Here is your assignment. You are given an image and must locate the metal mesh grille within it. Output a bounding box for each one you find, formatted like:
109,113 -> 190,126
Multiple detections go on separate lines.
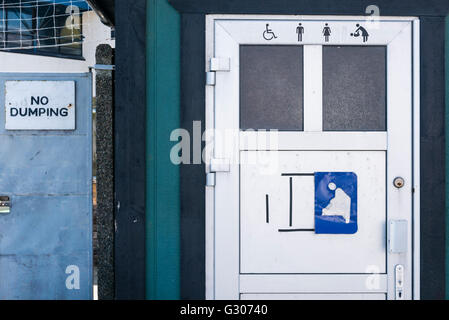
0,0 -> 91,51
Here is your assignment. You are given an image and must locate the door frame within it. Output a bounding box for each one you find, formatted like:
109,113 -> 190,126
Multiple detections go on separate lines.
205,15 -> 421,300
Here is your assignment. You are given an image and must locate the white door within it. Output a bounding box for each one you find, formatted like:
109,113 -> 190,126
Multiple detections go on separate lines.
205,15 -> 420,300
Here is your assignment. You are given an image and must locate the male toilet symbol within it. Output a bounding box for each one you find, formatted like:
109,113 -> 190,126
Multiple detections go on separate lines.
315,172 -> 358,234
351,24 -> 369,42
296,23 -> 304,42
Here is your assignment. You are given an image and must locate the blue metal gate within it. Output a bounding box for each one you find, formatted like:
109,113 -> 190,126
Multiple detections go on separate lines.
0,73 -> 93,300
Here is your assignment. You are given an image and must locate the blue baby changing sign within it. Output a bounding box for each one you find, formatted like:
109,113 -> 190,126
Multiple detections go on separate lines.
315,172 -> 358,234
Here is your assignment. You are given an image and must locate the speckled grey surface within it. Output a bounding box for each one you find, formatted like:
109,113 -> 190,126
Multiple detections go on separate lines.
323,46 -> 386,131
240,45 -> 304,130
95,44 -> 114,300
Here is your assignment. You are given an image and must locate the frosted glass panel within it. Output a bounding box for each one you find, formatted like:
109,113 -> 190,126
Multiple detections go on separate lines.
323,46 -> 386,131
240,45 -> 304,130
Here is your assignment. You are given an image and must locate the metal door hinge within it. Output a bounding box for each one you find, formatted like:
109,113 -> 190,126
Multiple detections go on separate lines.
206,72 -> 216,86
206,173 -> 216,187
210,158 -> 230,173
210,58 -> 231,72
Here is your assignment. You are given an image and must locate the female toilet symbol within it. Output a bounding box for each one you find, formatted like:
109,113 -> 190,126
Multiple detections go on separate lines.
323,23 -> 331,42
351,24 -> 369,42
263,23 -> 277,41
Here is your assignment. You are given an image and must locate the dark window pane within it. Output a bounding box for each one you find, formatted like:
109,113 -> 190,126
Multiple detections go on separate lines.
6,8 -> 33,35
0,9 -> 5,32
60,41 -> 82,55
240,45 -> 304,130
2,2 -> 82,57
323,46 -> 386,131
55,7 -> 82,57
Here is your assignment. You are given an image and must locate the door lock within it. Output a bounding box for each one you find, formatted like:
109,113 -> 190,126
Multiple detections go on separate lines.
393,177 -> 405,189
0,196 -> 11,214
395,265 -> 405,300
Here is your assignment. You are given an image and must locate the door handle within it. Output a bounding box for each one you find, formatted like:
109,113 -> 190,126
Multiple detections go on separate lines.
0,196 -> 11,214
395,265 -> 405,300
388,220 -> 408,253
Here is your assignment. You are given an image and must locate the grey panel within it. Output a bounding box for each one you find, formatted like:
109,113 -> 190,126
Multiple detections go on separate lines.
0,254 -> 91,300
240,45 -> 303,130
323,46 -> 386,131
0,73 -> 92,300
0,135 -> 90,194
0,196 -> 90,255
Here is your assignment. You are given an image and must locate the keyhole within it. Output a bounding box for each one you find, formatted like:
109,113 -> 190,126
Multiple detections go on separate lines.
394,177 -> 405,189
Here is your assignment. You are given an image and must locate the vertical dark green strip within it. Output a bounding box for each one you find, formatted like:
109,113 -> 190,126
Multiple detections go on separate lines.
446,14 -> 449,300
147,0 -> 181,299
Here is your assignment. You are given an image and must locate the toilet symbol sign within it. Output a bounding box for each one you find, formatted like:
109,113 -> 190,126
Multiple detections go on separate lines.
315,172 -> 358,234
296,23 -> 304,42
351,24 -> 369,42
263,23 -> 277,41
322,23 -> 331,42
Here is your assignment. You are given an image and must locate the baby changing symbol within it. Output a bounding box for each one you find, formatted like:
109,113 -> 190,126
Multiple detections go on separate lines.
322,183 -> 351,224
350,24 -> 369,43
315,172 -> 358,234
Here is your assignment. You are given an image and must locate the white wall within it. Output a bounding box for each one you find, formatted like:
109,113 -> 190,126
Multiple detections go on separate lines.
0,11 -> 115,75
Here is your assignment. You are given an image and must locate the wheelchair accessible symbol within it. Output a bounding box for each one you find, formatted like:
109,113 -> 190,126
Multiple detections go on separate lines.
263,23 -> 277,41
315,172 -> 358,234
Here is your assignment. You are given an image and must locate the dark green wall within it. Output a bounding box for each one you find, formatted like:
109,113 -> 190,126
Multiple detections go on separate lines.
146,0 -> 181,300
446,14 -> 449,300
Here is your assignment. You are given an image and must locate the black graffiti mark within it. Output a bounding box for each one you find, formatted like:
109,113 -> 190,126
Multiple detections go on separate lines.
279,229 -> 315,232
266,194 -> 270,224
289,177 -> 293,227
